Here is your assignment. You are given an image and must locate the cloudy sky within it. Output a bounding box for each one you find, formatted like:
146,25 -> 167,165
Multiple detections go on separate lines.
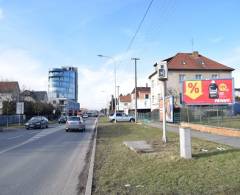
0,0 -> 239,109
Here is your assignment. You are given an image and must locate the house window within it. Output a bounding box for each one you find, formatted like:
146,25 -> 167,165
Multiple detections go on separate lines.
158,93 -> 161,100
152,95 -> 154,104
212,74 -> 218,79
151,80 -> 154,88
124,103 -> 128,106
179,74 -> 185,82
195,74 -> 202,80
145,94 -> 149,99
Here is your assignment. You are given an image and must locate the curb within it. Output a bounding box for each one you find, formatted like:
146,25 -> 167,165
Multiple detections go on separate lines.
85,119 -> 98,195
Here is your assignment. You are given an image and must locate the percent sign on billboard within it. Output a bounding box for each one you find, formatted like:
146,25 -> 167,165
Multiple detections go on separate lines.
183,79 -> 234,105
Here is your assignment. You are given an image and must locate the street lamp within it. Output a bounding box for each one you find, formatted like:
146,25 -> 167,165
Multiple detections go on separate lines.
98,54 -> 117,123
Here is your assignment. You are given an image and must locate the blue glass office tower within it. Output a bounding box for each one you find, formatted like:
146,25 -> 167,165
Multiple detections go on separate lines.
48,66 -> 79,114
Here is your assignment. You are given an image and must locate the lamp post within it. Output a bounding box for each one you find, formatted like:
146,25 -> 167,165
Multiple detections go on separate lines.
131,57 -> 140,123
98,54 -> 117,123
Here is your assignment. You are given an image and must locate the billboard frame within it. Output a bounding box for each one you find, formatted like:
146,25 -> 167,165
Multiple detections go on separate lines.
182,78 -> 235,106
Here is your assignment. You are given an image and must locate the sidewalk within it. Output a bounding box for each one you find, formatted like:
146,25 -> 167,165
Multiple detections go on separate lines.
145,121 -> 240,148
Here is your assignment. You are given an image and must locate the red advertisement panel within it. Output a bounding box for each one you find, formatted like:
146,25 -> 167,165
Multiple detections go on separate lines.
183,79 -> 234,105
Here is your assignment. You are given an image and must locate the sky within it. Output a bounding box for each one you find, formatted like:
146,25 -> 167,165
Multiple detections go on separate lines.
0,0 -> 239,109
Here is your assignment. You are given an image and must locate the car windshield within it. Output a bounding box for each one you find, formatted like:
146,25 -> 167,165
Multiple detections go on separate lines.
29,118 -> 40,122
68,117 -> 80,121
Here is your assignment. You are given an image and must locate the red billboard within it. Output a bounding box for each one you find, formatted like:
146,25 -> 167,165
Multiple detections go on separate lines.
183,79 -> 234,105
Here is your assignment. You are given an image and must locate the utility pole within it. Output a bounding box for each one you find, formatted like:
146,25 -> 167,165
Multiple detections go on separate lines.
117,86 -> 120,111
131,57 -> 140,123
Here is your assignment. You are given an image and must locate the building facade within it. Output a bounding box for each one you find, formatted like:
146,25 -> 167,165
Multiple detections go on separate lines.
119,94 -> 131,114
20,90 -> 48,103
149,52 -> 234,110
131,87 -> 151,112
0,82 -> 20,114
48,66 -> 79,114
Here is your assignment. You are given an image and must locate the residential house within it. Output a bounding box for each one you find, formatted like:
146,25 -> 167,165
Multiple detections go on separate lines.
0,81 -> 20,114
131,87 -> 151,113
21,90 -> 48,103
149,51 -> 234,110
118,94 -> 131,114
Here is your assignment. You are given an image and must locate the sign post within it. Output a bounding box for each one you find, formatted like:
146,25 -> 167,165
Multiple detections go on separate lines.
16,102 -> 24,125
158,61 -> 168,143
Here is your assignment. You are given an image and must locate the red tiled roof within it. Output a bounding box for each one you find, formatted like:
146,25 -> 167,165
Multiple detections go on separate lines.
166,52 -> 234,71
0,82 -> 20,93
131,87 -> 150,94
149,52 -> 234,79
119,94 -> 131,102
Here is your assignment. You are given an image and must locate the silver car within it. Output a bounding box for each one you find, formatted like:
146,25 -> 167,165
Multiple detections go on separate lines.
65,116 -> 85,132
109,112 -> 135,122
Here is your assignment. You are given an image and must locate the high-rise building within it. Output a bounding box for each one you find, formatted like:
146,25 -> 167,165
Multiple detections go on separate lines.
48,66 -> 79,114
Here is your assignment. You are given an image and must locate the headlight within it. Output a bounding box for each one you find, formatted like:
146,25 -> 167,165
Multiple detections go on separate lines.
25,123 -> 29,125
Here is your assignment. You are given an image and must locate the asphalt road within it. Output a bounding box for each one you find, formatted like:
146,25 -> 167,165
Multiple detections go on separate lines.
0,117 -> 97,195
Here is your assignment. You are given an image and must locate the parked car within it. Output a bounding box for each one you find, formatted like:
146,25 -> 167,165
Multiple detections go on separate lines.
58,115 -> 67,124
109,112 -> 135,122
25,116 -> 49,129
65,116 -> 85,132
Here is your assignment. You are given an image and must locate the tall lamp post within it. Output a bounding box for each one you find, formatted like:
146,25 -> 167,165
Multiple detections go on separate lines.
98,54 -> 117,123
131,57 -> 140,123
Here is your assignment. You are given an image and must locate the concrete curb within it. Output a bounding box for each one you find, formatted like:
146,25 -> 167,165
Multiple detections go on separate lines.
85,119 -> 98,195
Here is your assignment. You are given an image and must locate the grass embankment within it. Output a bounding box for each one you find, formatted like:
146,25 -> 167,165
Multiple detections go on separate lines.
93,118 -> 240,194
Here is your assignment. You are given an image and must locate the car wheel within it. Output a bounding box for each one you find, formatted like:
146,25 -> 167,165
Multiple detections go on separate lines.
26,127 -> 29,130
130,118 -> 135,123
46,124 -> 48,128
66,129 -> 69,132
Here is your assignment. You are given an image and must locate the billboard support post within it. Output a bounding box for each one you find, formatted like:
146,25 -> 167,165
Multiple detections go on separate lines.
162,81 -> 167,143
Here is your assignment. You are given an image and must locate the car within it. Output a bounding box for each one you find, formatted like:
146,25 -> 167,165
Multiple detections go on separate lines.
65,116 -> 85,132
82,113 -> 88,118
87,112 -> 97,117
109,112 -> 135,122
58,115 -> 67,124
25,116 -> 49,129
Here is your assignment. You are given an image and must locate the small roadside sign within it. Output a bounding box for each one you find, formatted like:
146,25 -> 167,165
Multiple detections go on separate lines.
16,102 -> 24,114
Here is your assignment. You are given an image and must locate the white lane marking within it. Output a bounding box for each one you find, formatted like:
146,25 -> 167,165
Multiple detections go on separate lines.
7,135 -> 24,140
0,126 -> 63,155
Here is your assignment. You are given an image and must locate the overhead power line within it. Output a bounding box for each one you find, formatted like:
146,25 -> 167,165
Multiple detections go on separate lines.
126,0 -> 155,51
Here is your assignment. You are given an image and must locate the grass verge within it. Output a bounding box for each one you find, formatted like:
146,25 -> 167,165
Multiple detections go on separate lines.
93,119 -> 240,194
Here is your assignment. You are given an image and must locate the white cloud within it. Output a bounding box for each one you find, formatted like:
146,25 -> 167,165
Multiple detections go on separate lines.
221,47 -> 240,88
78,50 -> 150,109
0,8 -> 4,20
0,49 -> 48,91
78,65 -> 149,109
0,48 -> 149,109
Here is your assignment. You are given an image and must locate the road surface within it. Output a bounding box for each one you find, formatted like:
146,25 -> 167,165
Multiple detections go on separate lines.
0,117 -> 97,195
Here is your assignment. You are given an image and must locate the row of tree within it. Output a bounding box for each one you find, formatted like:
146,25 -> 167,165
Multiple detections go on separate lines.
2,101 -> 61,120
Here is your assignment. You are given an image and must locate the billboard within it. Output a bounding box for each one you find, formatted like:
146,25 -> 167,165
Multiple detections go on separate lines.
159,96 -> 174,122
183,79 -> 234,105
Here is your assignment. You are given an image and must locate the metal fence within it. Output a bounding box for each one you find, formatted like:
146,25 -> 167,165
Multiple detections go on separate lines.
137,105 -> 240,129
0,115 -> 25,126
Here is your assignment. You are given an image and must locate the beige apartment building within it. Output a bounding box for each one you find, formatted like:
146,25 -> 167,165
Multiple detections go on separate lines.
149,51 -> 234,110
